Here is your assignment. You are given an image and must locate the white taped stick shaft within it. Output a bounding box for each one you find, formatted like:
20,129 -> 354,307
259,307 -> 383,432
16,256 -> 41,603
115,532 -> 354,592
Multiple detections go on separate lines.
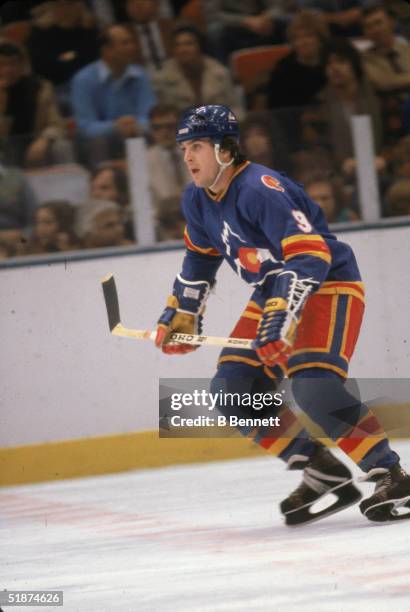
111,323 -> 253,349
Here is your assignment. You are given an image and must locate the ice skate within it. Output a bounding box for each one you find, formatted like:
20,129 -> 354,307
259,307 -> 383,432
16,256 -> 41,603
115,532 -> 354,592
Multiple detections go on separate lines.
359,463 -> 410,522
281,445 -> 362,526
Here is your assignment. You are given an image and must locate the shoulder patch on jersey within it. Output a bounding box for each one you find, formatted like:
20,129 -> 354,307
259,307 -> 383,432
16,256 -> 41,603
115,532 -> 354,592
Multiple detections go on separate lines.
261,175 -> 285,192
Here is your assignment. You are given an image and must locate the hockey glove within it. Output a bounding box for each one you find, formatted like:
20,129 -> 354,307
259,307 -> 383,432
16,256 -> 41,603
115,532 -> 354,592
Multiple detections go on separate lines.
253,271 -> 318,366
155,275 -> 212,355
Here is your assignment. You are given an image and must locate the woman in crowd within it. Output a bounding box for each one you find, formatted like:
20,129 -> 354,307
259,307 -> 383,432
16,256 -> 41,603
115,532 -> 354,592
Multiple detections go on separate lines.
27,200 -> 79,254
267,10 -> 330,110
78,200 -> 135,249
90,164 -> 134,241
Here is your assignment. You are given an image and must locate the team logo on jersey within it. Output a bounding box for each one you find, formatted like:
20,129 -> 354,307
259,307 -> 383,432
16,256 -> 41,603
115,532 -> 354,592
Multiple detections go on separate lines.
261,175 -> 285,192
221,222 -> 282,282
238,248 -> 261,273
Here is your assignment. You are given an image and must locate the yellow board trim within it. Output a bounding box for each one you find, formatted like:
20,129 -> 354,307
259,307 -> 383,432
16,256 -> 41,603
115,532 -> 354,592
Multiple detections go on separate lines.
2,402 -> 409,487
0,430 -> 267,487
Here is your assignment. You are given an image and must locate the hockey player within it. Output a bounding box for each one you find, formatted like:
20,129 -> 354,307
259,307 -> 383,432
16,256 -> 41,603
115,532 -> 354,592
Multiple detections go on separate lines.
155,104 -> 410,525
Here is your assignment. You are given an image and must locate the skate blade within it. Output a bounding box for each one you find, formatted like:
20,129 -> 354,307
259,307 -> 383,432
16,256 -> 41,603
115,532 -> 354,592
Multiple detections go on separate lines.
284,483 -> 362,527
363,495 -> 410,522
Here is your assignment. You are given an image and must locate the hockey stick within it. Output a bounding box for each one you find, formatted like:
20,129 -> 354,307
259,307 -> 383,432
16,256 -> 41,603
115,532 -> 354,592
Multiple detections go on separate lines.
101,274 -> 254,349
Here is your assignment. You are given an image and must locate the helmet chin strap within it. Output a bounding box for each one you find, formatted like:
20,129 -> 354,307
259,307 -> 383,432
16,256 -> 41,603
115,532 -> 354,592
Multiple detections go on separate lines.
207,143 -> 234,191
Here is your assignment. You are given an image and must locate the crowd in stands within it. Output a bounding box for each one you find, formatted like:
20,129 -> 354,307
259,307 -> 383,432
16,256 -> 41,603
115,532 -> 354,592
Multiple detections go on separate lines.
1,0 -> 410,260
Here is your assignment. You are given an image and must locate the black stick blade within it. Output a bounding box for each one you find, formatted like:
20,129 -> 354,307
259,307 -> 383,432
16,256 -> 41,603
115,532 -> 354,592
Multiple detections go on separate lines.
101,274 -> 121,331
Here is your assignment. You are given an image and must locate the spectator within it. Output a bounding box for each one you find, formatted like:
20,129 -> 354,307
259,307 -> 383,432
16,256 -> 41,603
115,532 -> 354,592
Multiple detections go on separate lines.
123,0 -> 173,74
27,0 -> 99,115
0,0 -> 47,24
362,4 -> 410,94
361,4 -> 410,144
390,134 -> 410,177
0,237 -> 17,259
152,25 -> 242,116
146,104 -> 190,239
71,24 -> 156,169
389,0 -> 410,41
90,163 -> 135,240
404,95 -> 410,135
304,174 -> 359,223
78,199 -> 134,248
240,111 -> 291,172
0,159 -> 38,231
203,0 -> 290,61
0,41 -> 73,167
317,39 -> 383,168
91,164 -> 129,205
156,199 -> 186,240
26,200 -> 80,254
293,0 -> 363,37
266,10 -> 330,110
385,178 -> 410,216
0,227 -> 28,256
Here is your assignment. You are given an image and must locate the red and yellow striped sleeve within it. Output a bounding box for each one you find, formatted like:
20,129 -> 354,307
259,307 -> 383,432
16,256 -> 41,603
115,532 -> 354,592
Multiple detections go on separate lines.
184,227 -> 221,257
281,234 -> 331,265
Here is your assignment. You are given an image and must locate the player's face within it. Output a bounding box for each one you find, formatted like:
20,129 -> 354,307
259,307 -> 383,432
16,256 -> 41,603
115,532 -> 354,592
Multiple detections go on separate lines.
179,139 -> 219,188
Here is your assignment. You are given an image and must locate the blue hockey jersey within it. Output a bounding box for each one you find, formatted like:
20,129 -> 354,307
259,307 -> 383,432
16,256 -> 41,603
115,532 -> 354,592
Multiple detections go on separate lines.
180,162 -> 361,293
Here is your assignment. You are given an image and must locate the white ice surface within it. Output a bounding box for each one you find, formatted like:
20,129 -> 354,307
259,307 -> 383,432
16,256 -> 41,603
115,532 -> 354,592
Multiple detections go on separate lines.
1,443 -> 410,612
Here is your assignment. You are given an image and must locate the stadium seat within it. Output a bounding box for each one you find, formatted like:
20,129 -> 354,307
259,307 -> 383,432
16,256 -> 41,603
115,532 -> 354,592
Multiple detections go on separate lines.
25,164 -> 90,205
230,44 -> 291,94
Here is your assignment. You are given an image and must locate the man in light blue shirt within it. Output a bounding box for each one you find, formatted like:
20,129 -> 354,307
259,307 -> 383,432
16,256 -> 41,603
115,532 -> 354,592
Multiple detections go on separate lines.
71,24 -> 156,167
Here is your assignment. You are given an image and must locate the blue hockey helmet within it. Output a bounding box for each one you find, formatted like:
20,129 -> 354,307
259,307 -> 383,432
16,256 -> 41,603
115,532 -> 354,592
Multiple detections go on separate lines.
176,105 -> 239,144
